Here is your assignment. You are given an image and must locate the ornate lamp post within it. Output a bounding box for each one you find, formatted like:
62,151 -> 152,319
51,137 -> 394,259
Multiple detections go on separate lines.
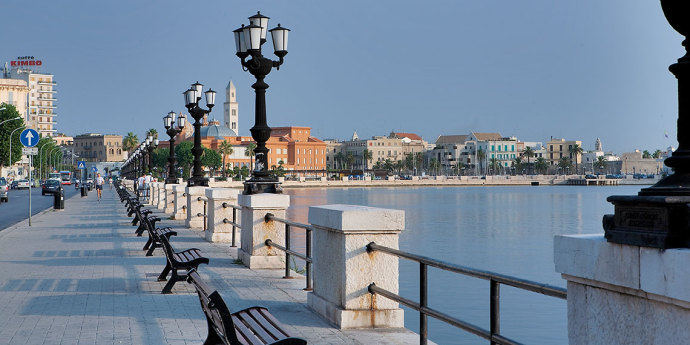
604,2 -> 690,249
164,111 -> 186,184
233,11 -> 290,194
183,82 -> 215,187
146,136 -> 158,175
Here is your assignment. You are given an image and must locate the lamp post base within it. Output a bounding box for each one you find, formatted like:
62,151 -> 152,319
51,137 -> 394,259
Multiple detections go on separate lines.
187,177 -> 209,187
243,177 -> 282,195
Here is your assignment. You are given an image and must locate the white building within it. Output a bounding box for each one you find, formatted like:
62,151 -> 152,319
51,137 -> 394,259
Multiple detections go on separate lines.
8,57 -> 57,137
223,80 -> 239,136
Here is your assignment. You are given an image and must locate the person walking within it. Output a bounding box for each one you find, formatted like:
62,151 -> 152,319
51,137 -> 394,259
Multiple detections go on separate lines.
95,173 -> 105,201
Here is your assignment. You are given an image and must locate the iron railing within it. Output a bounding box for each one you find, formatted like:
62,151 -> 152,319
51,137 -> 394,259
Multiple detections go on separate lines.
366,242 -> 567,345
264,213 -> 312,291
222,202 -> 241,247
196,196 -> 208,231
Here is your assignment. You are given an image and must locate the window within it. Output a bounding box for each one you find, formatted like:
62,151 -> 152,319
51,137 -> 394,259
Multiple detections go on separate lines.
232,110 -> 236,116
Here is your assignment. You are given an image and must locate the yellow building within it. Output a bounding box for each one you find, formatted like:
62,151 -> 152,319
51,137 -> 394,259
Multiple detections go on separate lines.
546,138 -> 582,166
0,79 -> 29,117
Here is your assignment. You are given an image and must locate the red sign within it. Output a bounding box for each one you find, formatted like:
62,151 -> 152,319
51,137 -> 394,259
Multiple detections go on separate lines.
10,60 -> 42,67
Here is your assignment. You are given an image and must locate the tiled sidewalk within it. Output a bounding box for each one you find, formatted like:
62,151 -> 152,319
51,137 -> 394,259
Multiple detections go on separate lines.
0,186 -> 423,345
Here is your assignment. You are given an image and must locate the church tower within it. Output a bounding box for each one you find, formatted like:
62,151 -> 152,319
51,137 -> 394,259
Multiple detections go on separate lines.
595,138 -> 602,152
223,81 -> 239,136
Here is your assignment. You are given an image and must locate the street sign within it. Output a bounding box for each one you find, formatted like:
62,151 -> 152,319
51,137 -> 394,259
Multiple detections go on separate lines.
92,167 -> 98,172
19,128 -> 39,147
77,161 -> 86,169
22,147 -> 38,155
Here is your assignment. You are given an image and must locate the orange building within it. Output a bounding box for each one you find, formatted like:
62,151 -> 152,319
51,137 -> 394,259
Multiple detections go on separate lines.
173,115 -> 326,174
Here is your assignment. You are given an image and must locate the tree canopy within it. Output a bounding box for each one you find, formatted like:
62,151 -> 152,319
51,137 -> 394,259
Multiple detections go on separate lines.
0,104 -> 26,170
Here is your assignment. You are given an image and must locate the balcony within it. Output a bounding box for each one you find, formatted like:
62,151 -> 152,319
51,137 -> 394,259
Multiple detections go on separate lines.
37,81 -> 56,85
38,97 -> 57,101
38,89 -> 56,93
38,104 -> 56,109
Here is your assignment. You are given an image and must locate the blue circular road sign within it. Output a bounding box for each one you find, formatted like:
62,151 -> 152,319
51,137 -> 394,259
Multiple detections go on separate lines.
20,128 -> 39,147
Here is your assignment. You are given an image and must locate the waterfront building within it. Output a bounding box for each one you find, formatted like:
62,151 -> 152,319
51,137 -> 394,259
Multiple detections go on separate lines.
73,133 -> 124,162
223,81 -> 239,136
7,57 -> 57,138
324,139 -> 344,170
433,135 -> 469,172
620,150 -> 664,175
546,138 -> 583,167
0,78 -> 29,118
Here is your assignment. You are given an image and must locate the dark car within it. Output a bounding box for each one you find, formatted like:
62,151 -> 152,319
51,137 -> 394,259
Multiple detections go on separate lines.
42,179 -> 61,195
0,177 -> 8,202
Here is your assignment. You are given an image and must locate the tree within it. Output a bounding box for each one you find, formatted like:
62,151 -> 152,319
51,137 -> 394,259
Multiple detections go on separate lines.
535,157 -> 549,175
345,151 -> 355,171
362,149 -> 372,172
123,132 -> 139,153
414,152 -> 424,175
558,157 -> 572,174
653,149 -> 662,159
202,147 -> 222,176
476,148 -> 486,176
642,150 -> 652,159
428,158 -> 439,176
569,144 -> 583,174
596,156 -> 608,174
0,104 -> 26,173
394,160 -> 404,175
512,157 -> 523,174
151,148 -> 169,178
383,159 -> 395,174
489,158 -> 500,175
218,141 -> 234,178
145,128 -> 158,140
523,146 -> 535,175
175,141 -> 194,178
244,142 -> 256,172
335,152 -> 345,170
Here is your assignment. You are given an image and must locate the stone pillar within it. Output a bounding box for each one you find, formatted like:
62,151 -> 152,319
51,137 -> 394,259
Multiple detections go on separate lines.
238,194 -> 290,269
172,184 -> 186,220
555,234 -> 690,344
156,183 -> 166,210
307,204 -> 405,329
163,183 -> 177,215
185,186 -> 207,229
205,188 -> 241,242
150,182 -> 159,206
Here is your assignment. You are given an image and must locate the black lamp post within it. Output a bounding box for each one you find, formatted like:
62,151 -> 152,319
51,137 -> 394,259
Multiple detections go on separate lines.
164,111 -> 187,184
603,2 -> 690,249
146,136 -> 158,175
183,82 -> 215,187
233,11 -> 291,195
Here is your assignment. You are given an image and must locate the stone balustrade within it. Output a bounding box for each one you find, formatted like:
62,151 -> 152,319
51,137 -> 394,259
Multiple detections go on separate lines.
204,188 -> 241,243
185,186 -> 207,229
172,184 -> 185,220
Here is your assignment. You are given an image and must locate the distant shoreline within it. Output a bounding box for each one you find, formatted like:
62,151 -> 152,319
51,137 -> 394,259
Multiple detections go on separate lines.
207,175 -> 659,189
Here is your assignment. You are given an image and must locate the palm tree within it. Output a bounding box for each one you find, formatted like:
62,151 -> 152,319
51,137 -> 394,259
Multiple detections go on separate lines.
653,149 -> 662,159
218,141 -> 233,178
362,149 -> 372,172
535,157 -> 548,175
146,128 -> 158,140
512,157 -> 523,174
476,148 -> 486,176
123,132 -> 138,154
642,150 -> 652,159
568,144 -> 583,174
558,157 -> 572,175
244,142 -> 256,172
345,151 -> 355,171
335,151 -> 345,170
523,146 -> 535,175
596,156 -> 608,174
489,158 -> 500,175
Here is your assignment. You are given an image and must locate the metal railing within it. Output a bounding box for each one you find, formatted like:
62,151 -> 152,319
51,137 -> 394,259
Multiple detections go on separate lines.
264,213 -> 312,291
222,202 -> 241,247
366,242 -> 567,345
196,196 -> 208,231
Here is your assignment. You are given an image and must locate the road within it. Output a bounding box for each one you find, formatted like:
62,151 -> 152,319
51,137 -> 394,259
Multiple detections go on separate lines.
0,184 -> 81,231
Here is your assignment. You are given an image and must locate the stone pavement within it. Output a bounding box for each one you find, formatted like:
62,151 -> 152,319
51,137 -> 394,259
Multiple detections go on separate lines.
0,185 -> 425,345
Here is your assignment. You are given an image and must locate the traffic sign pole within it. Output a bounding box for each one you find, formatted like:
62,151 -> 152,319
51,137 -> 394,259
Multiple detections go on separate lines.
29,154 -> 32,226
21,129 -> 39,227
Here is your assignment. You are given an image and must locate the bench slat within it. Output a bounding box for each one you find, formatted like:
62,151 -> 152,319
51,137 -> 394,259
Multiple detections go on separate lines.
233,314 -> 265,345
248,308 -> 291,340
237,309 -> 279,343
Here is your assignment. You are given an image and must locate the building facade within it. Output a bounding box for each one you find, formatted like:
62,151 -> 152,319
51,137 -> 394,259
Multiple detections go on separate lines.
73,134 -> 124,162
7,57 -> 57,137
546,138 -> 583,167
0,78 -> 29,117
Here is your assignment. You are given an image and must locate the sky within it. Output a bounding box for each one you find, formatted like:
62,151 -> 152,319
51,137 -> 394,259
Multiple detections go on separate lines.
0,0 -> 684,154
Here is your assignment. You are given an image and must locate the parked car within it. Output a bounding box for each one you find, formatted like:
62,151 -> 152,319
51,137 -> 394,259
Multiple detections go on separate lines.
10,180 -> 18,189
585,174 -> 597,179
16,179 -> 30,189
42,179 -> 61,195
0,177 -> 8,202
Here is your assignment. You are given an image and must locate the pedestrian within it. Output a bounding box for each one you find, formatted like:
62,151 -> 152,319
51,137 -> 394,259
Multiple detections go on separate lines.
137,174 -> 145,198
143,173 -> 152,201
95,173 -> 105,200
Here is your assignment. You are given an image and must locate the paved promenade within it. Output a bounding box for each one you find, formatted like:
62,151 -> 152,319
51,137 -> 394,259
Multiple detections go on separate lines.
0,186 -> 423,345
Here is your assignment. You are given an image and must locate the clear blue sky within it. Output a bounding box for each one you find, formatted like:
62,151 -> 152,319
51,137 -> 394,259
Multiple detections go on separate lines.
1,0 -> 683,154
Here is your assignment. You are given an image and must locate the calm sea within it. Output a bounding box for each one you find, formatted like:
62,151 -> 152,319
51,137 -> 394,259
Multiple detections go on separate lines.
283,185 -> 645,345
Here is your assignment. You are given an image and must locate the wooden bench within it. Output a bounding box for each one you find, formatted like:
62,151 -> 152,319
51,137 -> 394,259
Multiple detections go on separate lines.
143,222 -> 176,256
157,232 -> 209,294
187,269 -> 307,345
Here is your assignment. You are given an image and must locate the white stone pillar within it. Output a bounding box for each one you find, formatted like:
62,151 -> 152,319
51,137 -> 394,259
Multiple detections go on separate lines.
238,194 -> 290,269
150,182 -> 159,206
185,186 -> 207,229
172,184 -> 186,220
205,188 -> 241,242
163,183 -> 177,214
156,182 -> 166,210
307,204 -> 405,329
555,234 -> 690,344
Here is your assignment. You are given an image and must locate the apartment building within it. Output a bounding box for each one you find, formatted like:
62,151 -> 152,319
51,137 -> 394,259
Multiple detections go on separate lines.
546,138 -> 583,166
73,133 -> 124,162
7,57 -> 57,137
0,78 -> 29,116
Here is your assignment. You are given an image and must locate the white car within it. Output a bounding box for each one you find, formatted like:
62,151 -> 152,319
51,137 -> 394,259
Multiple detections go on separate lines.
16,179 -> 30,189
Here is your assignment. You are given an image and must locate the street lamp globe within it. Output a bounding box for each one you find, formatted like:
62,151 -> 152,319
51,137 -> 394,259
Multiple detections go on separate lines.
177,113 -> 186,129
164,112 -> 173,129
